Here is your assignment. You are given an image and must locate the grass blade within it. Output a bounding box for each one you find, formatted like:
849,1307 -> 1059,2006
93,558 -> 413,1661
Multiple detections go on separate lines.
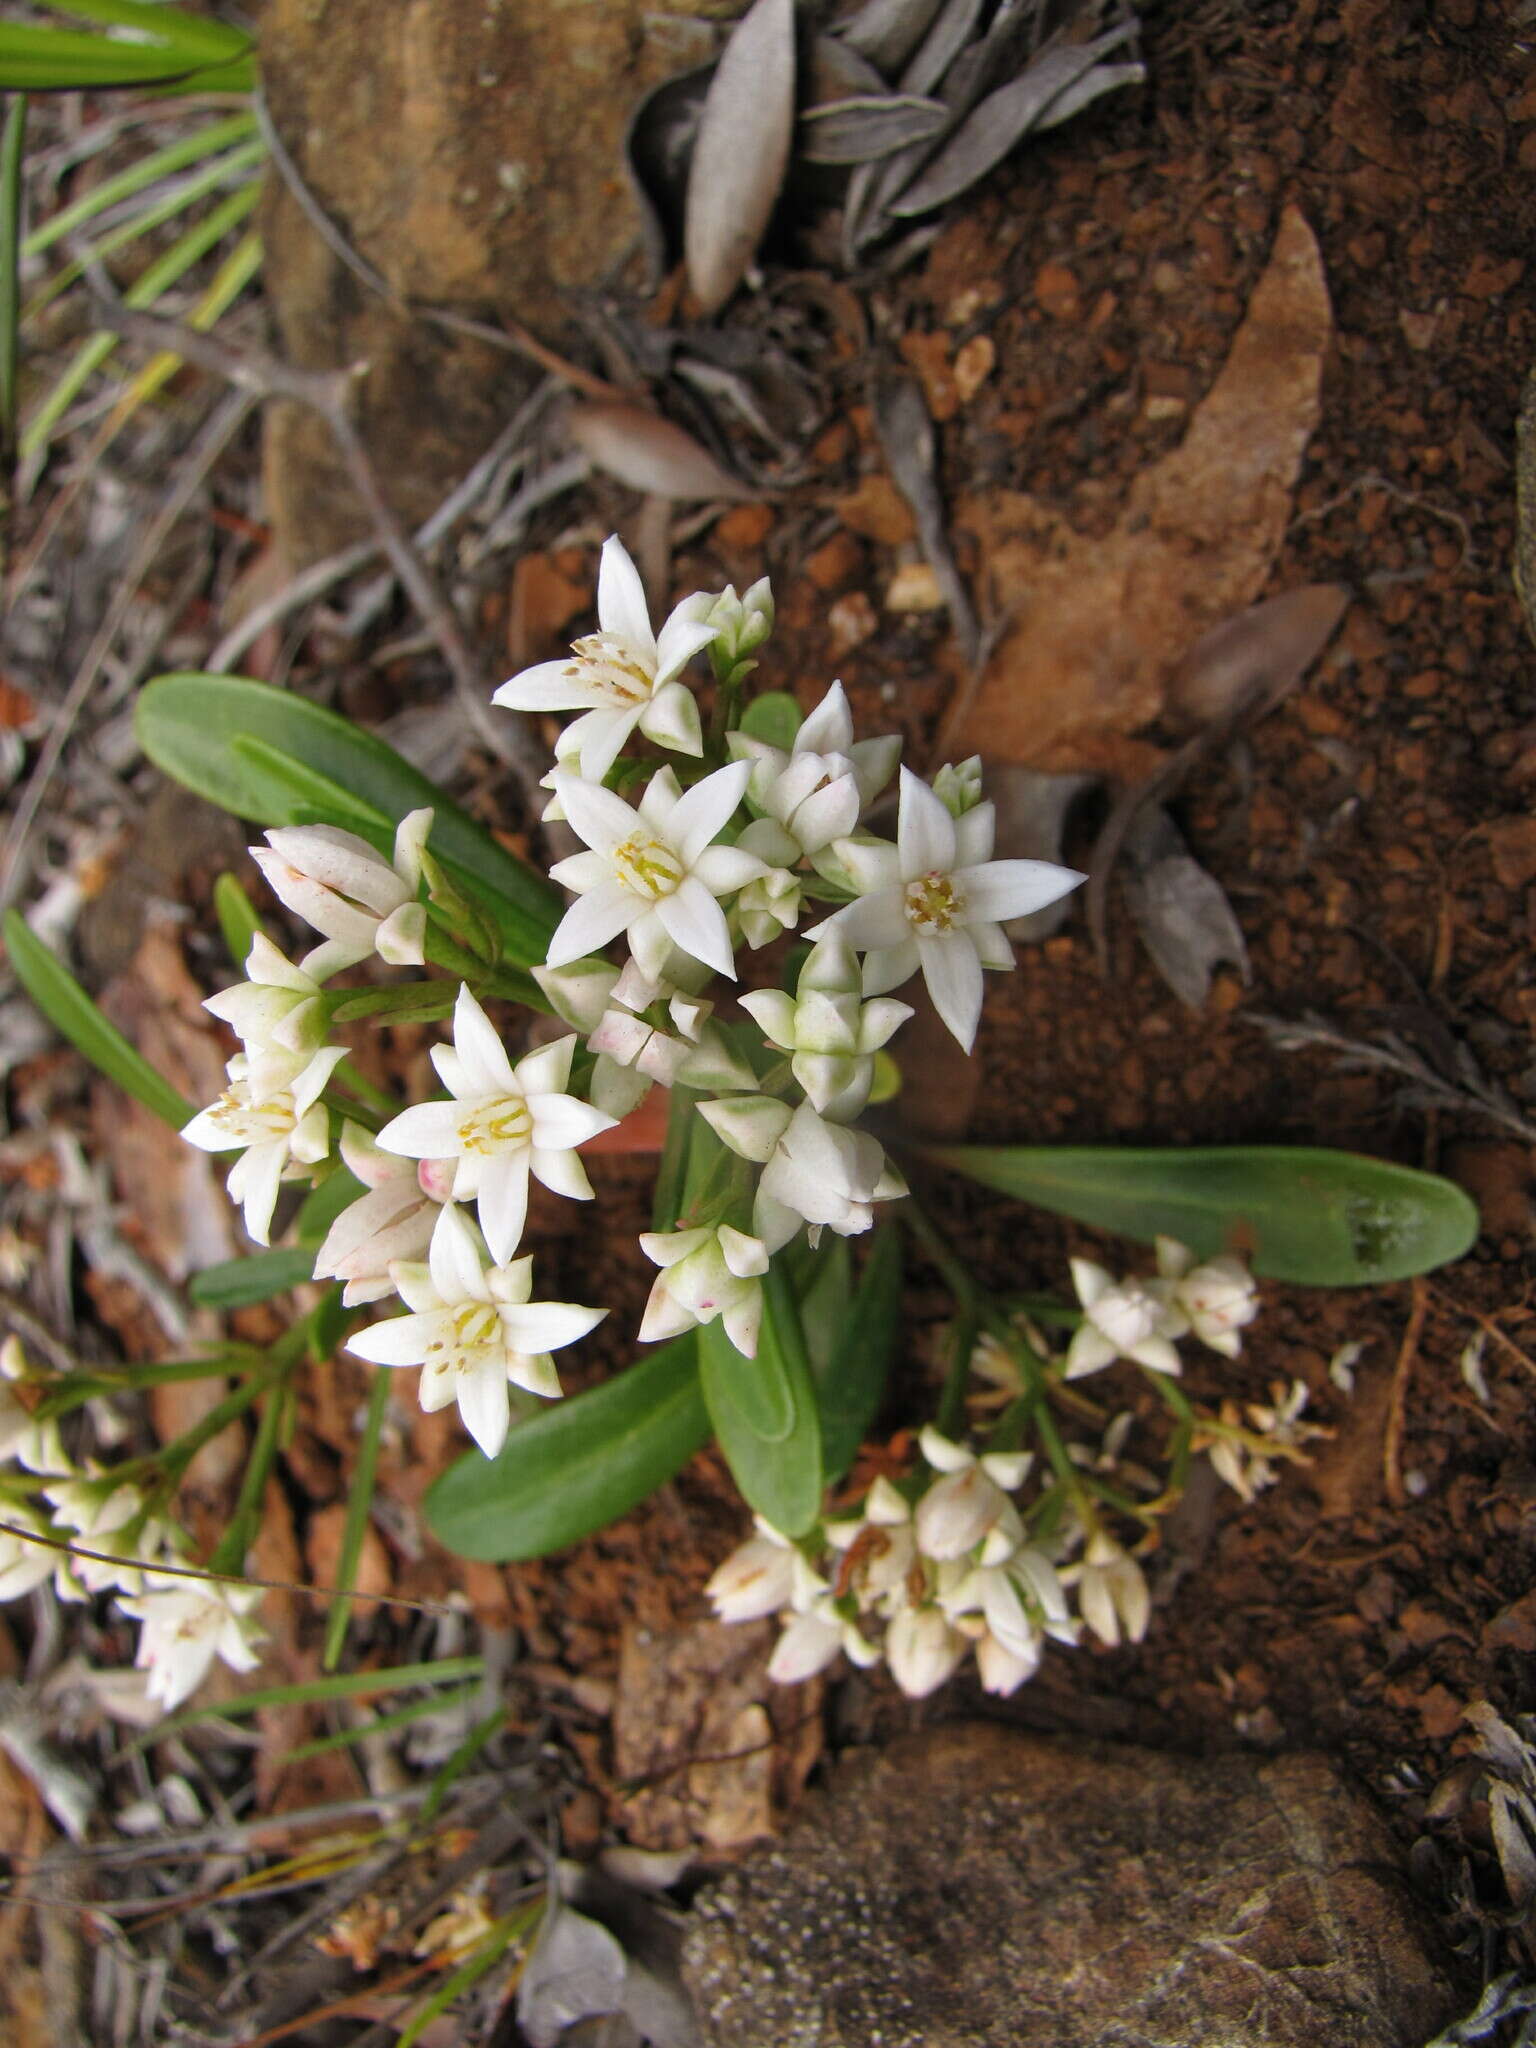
323,1371 -> 392,1671
0,92 -> 25,456
21,109 -> 256,257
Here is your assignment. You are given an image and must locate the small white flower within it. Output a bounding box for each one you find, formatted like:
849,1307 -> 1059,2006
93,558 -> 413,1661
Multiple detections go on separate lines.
0,1512 -> 59,1601
767,1600 -> 880,1684
546,762 -> 763,982
1064,1258 -> 1188,1380
730,681 -> 900,863
741,938 -> 911,1122
705,1525 -> 799,1622
181,1043 -> 346,1246
493,536 -> 719,781
119,1574 -> 264,1710
824,1477 -> 917,1608
913,1427 -> 1030,1563
251,811 -> 431,975
0,1379 -> 65,1474
638,1224 -> 769,1357
809,768 -> 1083,1052
532,957 -> 621,1035
698,1099 -> 905,1251
704,576 -> 774,665
312,1126 -> 445,1307
346,1204 -> 605,1457
375,986 -> 613,1264
885,1604 -> 967,1699
43,1477 -> 166,1596
203,935 -> 329,1057
1155,1238 -> 1259,1358
1070,1532 -> 1151,1648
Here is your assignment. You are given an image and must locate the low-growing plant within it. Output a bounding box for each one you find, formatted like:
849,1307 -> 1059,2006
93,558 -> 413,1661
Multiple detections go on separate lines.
1,539 -> 1478,1709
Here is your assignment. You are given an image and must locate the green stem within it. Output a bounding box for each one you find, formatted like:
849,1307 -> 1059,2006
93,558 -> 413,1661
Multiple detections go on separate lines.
208,1371 -> 290,1574
322,1369 -> 391,1671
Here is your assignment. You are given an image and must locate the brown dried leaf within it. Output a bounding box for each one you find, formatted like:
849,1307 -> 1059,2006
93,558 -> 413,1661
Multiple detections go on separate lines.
835,0 -> 947,76
684,0 -> 797,316
1121,807 -> 1250,1011
800,91 -> 951,165
951,207 -> 1332,770
567,402 -> 753,503
1168,583 -> 1350,725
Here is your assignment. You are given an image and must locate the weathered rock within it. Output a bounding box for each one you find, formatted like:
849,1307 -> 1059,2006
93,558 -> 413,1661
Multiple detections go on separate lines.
682,1723 -> 1458,2048
258,0 -> 740,563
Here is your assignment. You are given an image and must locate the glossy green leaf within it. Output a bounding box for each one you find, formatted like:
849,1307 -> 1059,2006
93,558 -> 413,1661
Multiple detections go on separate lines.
815,1225 -> 901,1482
4,910 -> 193,1128
188,1247 -> 315,1308
136,674 -> 560,967
739,689 -> 802,751
30,0 -> 250,64
425,1336 -> 707,1562
0,25 -> 248,90
700,1264 -> 823,1536
925,1143 -> 1481,1286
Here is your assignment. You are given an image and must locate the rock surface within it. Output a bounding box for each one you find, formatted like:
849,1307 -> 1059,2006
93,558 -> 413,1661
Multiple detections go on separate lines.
682,1723 -> 1457,2048
258,0 -> 737,562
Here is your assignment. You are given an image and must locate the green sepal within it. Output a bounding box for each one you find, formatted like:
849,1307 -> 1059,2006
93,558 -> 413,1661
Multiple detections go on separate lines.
925,1143 -> 1480,1286
424,1336 -> 708,1562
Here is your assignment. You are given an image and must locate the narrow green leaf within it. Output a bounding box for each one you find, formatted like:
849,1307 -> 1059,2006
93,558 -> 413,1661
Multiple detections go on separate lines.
816,1225 -> 901,1482
926,1143 -> 1481,1287
700,1265 -> 823,1537
280,1680 -> 481,1766
651,1084 -> 698,1232
323,1370 -> 391,1670
4,910 -> 193,1128
22,109 -> 256,258
162,1657 -> 486,1733
739,689 -> 802,750
135,674 -> 561,966
29,0 -> 250,65
425,1336 -> 707,1563
0,25 -> 236,90
212,871 -> 264,969
189,1247 -> 315,1307
0,93 -> 25,454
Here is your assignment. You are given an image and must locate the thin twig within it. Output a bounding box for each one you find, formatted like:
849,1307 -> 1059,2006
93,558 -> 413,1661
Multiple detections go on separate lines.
87,299 -> 551,812
1383,1275 -> 1429,1510
0,388 -> 255,913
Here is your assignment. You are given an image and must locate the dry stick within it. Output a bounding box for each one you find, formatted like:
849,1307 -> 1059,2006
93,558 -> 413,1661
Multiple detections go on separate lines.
0,387 -> 255,914
1382,1273 -> 1429,1510
89,299 -> 551,812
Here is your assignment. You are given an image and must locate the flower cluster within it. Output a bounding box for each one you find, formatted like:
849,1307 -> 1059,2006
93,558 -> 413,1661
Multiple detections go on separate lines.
705,1235 -> 1296,1703
0,1342 -> 263,1710
175,536 -> 1082,1462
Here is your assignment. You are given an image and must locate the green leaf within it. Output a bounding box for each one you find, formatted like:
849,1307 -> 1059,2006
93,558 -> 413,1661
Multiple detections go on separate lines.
135,673 -> 561,967
700,1265 -> 823,1536
425,1336 -> 708,1562
21,109 -> 257,259
925,1143 -> 1481,1287
815,1225 -> 901,1482
3,910 -> 193,1128
0,93 -> 25,456
188,1247 -> 315,1308
739,689 -> 802,751
212,871 -> 264,969
0,24 -> 247,90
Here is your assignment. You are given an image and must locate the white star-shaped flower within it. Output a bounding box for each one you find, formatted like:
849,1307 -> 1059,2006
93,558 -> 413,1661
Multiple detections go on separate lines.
181,1043 -> 345,1245
729,680 -> 900,863
492,536 -> 719,781
375,986 -> 614,1264
809,768 -> 1084,1052
545,762 -> 763,982
1064,1259 -> 1188,1380
347,1203 -> 605,1457
119,1575 -> 264,1710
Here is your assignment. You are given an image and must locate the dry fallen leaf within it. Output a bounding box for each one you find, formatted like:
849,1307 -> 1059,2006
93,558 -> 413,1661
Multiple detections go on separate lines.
567,401 -> 753,503
949,206 -> 1332,771
684,0 -> 797,316
1167,583 -> 1350,726
1120,806 -> 1250,1010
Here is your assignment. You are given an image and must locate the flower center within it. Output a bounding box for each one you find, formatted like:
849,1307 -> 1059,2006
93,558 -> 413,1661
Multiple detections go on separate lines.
1094,1282 -> 1161,1348
568,633 -> 656,707
210,1088 -> 296,1145
613,833 -> 683,899
448,1303 -> 501,1358
903,870 -> 963,933
456,1095 -> 532,1155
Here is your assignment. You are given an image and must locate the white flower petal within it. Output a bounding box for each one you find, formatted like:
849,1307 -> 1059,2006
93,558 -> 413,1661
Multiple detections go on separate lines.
477,1154 -> 531,1266
546,883 -> 641,969
916,929 -> 984,1052
493,658 -> 600,713
596,535 -> 656,660
897,768 -> 957,875
452,987 -> 518,1096
953,859 -> 1085,924
657,877 -> 737,978
553,774 -> 644,860
457,1361 -> 512,1457
669,759 -> 752,868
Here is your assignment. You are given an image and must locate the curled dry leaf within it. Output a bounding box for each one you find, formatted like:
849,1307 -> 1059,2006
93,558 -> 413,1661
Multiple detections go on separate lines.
518,1901 -> 630,2048
835,0 -> 948,76
684,0 -> 797,317
800,92 -> 952,165
567,402 -> 754,503
625,63 -> 714,285
985,764 -> 1099,942
1120,806 -> 1250,1011
887,25 -> 1143,220
1168,583 -> 1350,726
873,372 -> 979,664
950,206 -> 1333,771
